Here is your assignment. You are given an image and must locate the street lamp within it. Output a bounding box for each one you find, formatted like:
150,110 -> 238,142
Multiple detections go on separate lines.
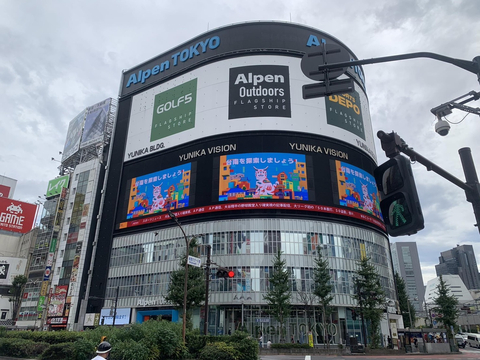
167,208 -> 194,344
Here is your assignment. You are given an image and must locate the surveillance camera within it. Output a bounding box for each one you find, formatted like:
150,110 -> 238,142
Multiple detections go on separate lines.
435,119 -> 450,136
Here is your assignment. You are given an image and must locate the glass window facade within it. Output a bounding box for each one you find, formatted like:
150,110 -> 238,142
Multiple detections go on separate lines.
106,218 -> 393,303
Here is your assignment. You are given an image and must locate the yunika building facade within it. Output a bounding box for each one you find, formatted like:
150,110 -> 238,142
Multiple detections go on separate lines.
83,22 -> 401,345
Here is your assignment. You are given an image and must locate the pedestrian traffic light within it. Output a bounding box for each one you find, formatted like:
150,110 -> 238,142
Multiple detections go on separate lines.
216,267 -> 235,279
374,155 -> 424,237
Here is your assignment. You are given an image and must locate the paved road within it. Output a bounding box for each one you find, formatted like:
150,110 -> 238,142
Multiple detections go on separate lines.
260,348 -> 480,360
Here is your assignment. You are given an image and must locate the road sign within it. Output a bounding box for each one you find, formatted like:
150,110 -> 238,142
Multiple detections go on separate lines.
301,44 -> 350,81
302,78 -> 354,98
187,255 -> 201,267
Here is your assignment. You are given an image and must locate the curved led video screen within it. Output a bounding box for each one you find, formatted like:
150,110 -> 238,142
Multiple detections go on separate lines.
219,152 -> 308,201
116,132 -> 384,232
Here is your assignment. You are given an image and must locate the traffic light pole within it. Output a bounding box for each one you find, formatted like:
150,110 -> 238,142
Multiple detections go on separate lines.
378,131 -> 480,233
203,245 -> 211,336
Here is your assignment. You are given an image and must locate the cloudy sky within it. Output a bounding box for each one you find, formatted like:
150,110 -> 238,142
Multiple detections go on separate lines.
1,0 -> 479,285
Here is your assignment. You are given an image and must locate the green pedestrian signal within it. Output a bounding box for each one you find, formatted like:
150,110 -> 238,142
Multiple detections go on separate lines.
374,155 -> 424,236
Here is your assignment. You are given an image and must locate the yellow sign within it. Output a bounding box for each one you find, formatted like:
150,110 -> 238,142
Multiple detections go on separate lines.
308,332 -> 314,348
40,281 -> 49,296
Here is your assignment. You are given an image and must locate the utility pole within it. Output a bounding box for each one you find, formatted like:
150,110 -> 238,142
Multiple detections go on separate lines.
167,208 -> 193,344
357,284 -> 367,347
203,245 -> 211,336
112,286 -> 119,327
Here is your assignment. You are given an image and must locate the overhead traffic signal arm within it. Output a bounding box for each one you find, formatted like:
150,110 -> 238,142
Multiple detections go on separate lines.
376,131 -> 480,235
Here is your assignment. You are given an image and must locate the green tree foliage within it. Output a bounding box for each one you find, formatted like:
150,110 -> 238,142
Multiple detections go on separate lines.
9,275 -> 27,321
394,272 -> 416,328
433,275 -> 459,339
263,250 -> 291,342
165,238 -> 206,328
352,256 -> 386,349
312,250 -> 333,348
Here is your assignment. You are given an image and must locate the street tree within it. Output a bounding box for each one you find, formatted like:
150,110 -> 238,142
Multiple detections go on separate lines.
395,272 -> 416,328
433,275 -> 459,339
165,238 -> 205,329
263,249 -> 291,342
352,256 -> 386,349
312,249 -> 333,348
9,275 -> 27,323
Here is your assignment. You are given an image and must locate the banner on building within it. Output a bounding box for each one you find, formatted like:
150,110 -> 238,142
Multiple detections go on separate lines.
0,198 -> 36,234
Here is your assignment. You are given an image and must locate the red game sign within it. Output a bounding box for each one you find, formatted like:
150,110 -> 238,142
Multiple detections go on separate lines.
0,197 -> 36,234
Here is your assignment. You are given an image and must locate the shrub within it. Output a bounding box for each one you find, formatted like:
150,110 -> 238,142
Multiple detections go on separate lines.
41,342 -> 76,360
186,330 -> 207,358
111,338 -> 152,360
6,330 -> 80,344
0,337 -> 49,358
230,337 -> 258,360
198,342 -> 239,360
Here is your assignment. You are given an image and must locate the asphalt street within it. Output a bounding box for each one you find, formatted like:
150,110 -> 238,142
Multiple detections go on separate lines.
260,348 -> 480,360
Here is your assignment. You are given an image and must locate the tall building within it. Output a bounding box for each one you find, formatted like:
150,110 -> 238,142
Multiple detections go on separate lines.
390,242 -> 425,312
80,22 -> 401,346
16,98 -> 116,330
435,245 -> 480,290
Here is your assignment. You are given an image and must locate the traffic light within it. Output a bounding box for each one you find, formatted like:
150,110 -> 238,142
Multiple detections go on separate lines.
374,155 -> 424,237
216,267 -> 235,279
351,309 -> 357,320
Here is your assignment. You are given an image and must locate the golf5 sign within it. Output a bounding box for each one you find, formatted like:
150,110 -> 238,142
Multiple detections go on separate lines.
151,79 -> 197,141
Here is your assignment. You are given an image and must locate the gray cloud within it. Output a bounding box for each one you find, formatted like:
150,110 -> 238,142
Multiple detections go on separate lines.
1,0 -> 479,284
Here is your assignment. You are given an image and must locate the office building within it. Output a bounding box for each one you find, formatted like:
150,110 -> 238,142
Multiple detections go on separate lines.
80,22 -> 400,345
436,245 -> 480,290
391,242 -> 425,312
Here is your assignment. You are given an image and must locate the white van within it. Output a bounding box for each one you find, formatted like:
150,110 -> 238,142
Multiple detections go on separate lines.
467,333 -> 480,348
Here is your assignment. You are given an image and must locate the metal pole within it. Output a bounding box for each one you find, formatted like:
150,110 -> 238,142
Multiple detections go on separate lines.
357,284 -> 367,347
112,286 -> 119,327
407,300 -> 413,328
203,245 -> 211,336
168,209 -> 190,344
242,301 -> 244,329
459,147 -> 480,231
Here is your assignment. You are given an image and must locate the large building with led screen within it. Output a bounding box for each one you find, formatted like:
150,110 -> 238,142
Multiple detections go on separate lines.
85,22 -> 399,344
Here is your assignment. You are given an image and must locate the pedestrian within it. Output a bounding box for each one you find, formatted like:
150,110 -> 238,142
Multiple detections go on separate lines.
92,341 -> 111,360
259,332 -> 263,348
291,335 -> 295,343
267,339 -> 272,348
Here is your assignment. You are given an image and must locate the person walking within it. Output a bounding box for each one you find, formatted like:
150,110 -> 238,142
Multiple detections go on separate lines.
92,341 -> 112,360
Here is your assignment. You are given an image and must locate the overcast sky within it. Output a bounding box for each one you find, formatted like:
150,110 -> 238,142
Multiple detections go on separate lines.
1,0 -> 479,286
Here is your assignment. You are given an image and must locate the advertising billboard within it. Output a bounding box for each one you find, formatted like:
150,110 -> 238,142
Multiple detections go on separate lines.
0,257 -> 27,285
126,163 -> 191,220
0,197 -> 37,234
219,152 -> 308,201
100,308 -> 131,326
0,175 -> 16,199
124,56 -> 375,164
46,175 -> 70,198
62,110 -> 86,161
80,98 -> 111,148
48,285 -> 68,317
333,160 -> 383,221
116,133 -> 384,231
